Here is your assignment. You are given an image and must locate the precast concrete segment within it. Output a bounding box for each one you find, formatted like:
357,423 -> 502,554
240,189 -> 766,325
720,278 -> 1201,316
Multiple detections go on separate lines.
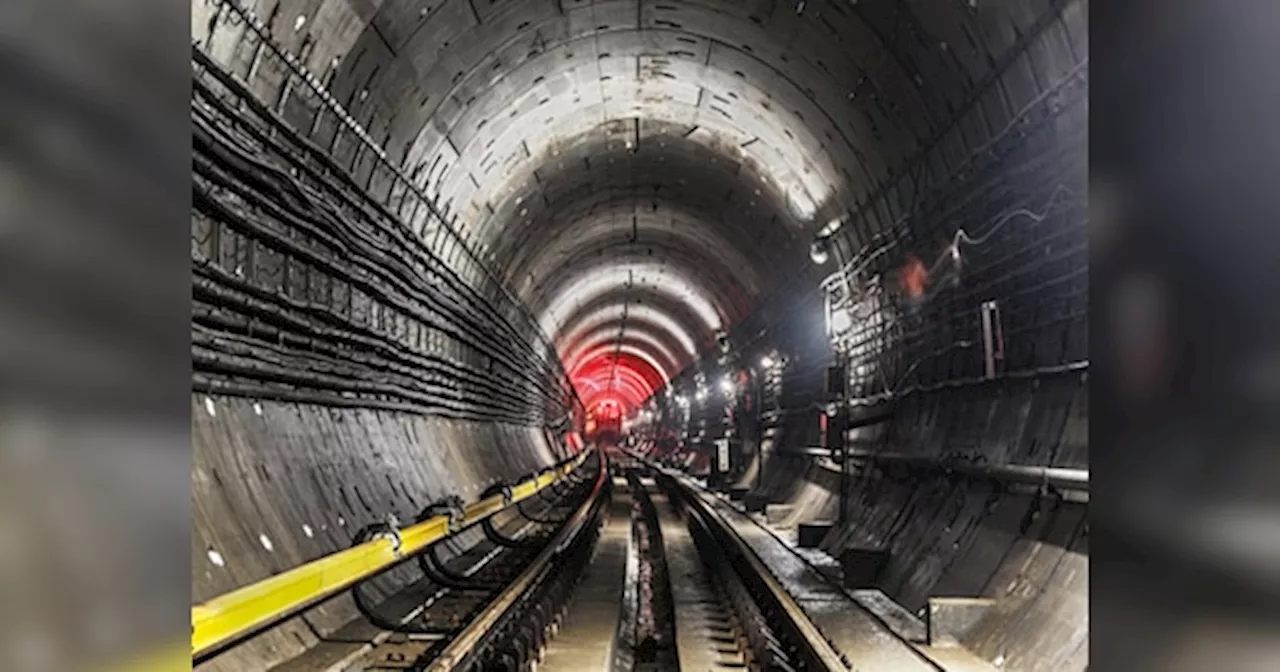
190,1 -> 1090,667
540,489 -> 635,671
192,448 -> 588,660
196,0 -> 1084,415
191,397 -> 565,672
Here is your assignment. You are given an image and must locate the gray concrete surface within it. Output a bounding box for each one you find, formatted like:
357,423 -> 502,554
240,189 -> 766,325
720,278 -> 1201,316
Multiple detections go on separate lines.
928,597 -> 997,647
192,396 -> 559,672
190,1 -> 1090,669
654,490 -> 745,671
700,484 -> 999,671
697,487 -> 938,671
540,491 -> 632,671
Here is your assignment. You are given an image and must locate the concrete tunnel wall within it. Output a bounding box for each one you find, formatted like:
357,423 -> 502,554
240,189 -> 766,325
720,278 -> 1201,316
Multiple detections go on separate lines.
736,372 -> 1089,672
192,2 -> 589,666
650,285 -> 1088,670
191,0 -> 1089,669
615,0 -> 1088,666
648,290 -> 1088,670
192,396 -> 561,670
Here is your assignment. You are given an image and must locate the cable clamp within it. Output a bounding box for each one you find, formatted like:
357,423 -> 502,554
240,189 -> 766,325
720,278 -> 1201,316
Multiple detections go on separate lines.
419,496 -> 465,533
376,513 -> 403,557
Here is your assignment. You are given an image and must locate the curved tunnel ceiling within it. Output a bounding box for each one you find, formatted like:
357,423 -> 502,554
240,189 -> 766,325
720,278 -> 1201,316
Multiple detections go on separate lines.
295,0 -> 1056,414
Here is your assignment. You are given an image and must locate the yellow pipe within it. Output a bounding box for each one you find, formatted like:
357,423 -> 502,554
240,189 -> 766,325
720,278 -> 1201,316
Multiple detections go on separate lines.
191,452 -> 588,659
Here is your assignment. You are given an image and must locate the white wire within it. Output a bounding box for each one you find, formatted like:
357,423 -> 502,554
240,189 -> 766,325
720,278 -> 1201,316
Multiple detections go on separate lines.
841,183 -> 1080,401
952,184 -> 1075,249
827,184 -> 1077,306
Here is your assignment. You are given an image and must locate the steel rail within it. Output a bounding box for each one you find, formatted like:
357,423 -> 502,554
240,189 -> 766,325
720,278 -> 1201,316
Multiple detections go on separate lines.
425,453 -> 610,670
662,470 -> 850,671
190,451 -> 590,661
621,450 -> 851,669
623,446 -> 944,670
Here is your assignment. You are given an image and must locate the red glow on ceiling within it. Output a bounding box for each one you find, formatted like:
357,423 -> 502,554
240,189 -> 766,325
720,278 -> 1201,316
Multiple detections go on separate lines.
571,351 -> 664,415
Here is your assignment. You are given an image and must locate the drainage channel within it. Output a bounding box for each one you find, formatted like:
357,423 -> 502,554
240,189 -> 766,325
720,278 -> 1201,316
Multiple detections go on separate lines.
625,471 -> 679,670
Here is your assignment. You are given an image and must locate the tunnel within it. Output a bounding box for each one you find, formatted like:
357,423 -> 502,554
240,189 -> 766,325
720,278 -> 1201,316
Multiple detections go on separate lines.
191,0 -> 1087,669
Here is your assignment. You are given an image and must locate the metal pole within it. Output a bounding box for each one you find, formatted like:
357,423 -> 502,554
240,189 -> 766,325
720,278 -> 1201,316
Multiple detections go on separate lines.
829,236 -> 852,525
756,368 -> 766,491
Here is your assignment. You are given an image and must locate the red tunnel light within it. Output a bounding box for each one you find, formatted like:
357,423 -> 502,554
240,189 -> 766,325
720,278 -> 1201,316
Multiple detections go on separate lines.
570,350 -> 664,415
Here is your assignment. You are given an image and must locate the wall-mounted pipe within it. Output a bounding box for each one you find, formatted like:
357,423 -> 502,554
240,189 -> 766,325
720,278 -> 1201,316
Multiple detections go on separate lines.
781,446 -> 1088,494
191,452 -> 593,662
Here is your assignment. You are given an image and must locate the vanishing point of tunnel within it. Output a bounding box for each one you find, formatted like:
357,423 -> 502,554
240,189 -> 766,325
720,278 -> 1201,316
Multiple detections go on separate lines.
192,0 -> 1087,669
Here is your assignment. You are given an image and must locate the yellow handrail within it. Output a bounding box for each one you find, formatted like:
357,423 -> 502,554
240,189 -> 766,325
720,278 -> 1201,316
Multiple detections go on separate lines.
191,452 -> 589,659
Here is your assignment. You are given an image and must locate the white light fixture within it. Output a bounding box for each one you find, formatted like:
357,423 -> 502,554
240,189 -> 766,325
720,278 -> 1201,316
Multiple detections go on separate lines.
695,389 -> 708,402
809,237 -> 831,265
830,308 -> 853,334
811,218 -> 845,265
719,377 -> 734,394
760,354 -> 775,368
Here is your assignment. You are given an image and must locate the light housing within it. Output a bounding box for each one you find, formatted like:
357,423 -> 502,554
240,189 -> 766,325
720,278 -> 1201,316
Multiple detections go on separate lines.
809,237 -> 831,265
811,217 -> 845,265
830,307 -> 854,334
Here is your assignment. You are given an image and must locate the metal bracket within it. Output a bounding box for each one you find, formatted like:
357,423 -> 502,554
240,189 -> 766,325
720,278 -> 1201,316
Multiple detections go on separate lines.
419,496 -> 465,533
375,513 -> 404,557
482,483 -> 514,506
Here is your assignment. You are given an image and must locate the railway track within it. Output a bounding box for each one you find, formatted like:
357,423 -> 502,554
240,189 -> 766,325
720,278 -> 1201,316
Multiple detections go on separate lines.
199,449 -> 993,671
322,453 -> 851,671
